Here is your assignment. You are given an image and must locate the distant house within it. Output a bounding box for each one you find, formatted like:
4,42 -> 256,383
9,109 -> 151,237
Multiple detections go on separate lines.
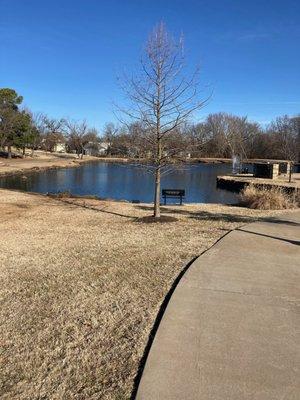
178,151 -> 191,159
84,141 -> 110,156
40,138 -> 66,153
53,142 -> 66,153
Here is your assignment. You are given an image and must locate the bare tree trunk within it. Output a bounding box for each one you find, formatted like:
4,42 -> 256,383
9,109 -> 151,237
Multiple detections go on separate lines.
289,161 -> 293,183
7,145 -> 12,159
22,147 -> 26,157
153,58 -> 162,218
154,167 -> 161,217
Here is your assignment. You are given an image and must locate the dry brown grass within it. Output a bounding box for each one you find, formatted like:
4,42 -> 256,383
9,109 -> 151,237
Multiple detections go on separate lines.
0,189 -> 287,399
0,150 -> 99,177
239,184 -> 298,210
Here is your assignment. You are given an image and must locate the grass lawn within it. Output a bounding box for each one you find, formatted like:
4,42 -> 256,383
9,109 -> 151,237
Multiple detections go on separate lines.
0,189 -> 282,399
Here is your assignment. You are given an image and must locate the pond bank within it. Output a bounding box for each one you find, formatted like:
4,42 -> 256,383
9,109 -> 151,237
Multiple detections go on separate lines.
2,152 -> 295,179
0,153 -> 228,178
0,150 -> 101,178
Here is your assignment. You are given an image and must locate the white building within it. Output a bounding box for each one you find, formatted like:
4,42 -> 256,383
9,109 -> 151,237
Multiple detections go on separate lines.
84,141 -> 110,156
53,142 -> 66,153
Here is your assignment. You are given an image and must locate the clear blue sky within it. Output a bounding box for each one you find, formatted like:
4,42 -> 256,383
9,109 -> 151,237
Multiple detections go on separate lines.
1,0 -> 299,131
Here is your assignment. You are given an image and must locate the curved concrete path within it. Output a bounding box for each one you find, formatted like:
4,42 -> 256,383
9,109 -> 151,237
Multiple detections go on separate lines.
136,211 -> 300,400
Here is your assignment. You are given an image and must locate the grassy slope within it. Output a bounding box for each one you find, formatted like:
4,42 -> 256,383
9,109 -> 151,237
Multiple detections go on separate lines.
0,190 -> 282,399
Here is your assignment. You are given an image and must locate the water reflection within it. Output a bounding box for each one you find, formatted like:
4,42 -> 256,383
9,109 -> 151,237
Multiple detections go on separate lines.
0,162 -> 238,204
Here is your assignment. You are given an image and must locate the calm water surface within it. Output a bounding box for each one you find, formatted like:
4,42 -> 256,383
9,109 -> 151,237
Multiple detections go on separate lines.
0,162 -> 238,204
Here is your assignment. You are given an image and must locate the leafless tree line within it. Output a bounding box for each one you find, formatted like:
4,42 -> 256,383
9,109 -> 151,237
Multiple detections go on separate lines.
30,114 -> 100,158
0,106 -> 100,159
103,113 -> 300,162
2,94 -> 299,166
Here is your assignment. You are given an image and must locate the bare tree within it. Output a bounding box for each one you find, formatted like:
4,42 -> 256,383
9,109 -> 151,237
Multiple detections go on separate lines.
117,22 -> 208,218
267,115 -> 300,181
269,116 -> 299,161
39,116 -> 66,152
205,112 -> 258,170
102,122 -> 128,156
66,120 -> 98,158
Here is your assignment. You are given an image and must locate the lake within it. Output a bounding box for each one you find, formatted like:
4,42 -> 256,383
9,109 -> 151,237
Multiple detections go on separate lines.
0,162 -> 238,204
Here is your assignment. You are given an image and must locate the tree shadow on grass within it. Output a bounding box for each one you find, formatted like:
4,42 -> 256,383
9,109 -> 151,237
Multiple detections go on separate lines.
53,198 -> 137,220
237,227 -> 300,246
134,205 -> 262,224
53,197 -> 300,226
262,217 -> 300,226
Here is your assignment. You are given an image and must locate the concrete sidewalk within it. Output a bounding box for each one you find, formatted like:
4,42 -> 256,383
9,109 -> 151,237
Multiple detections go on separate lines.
136,211 -> 300,400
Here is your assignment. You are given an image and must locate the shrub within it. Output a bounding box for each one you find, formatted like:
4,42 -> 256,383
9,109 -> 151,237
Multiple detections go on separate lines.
239,184 -> 297,210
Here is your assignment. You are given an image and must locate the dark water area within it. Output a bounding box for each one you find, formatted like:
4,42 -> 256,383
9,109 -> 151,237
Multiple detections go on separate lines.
0,162 -> 239,204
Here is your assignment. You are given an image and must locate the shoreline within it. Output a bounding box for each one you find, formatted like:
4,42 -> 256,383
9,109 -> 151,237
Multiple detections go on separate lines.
0,187 -> 238,208
0,152 -> 102,178
0,153 -> 231,179
217,174 -> 300,194
1,152 -> 295,180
